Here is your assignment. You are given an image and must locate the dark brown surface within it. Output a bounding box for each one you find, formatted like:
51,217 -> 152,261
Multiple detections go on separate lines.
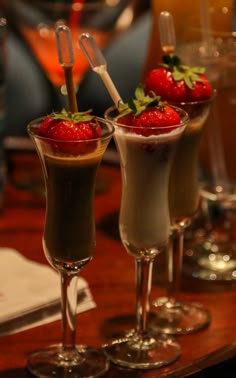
0,152 -> 236,377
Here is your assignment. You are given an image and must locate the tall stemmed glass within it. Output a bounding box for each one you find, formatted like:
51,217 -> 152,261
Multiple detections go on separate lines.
145,10 -> 213,335
151,97 -> 214,335
27,116 -> 114,377
103,105 -> 188,369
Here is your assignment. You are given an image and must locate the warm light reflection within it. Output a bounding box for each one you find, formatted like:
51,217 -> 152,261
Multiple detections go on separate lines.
222,7 -> 229,14
106,0 -> 120,6
215,185 -> 223,193
116,8 -> 133,30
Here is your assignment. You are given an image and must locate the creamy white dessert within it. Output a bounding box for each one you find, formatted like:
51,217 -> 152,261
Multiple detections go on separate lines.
115,127 -> 184,258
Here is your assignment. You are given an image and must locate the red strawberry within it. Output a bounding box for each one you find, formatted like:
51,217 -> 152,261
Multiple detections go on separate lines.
145,68 -> 187,103
117,86 -> 181,137
145,54 -> 212,103
38,117 -> 57,136
186,73 -> 212,101
38,109 -> 101,155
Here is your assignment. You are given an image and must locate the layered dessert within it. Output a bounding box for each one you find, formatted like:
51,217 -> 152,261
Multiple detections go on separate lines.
106,87 -> 188,258
43,150 -> 102,267
168,105 -> 211,220
116,128 -> 183,257
145,54 -> 213,223
28,111 -> 113,270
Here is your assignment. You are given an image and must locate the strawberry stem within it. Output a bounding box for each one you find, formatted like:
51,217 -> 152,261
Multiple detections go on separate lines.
49,109 -> 95,123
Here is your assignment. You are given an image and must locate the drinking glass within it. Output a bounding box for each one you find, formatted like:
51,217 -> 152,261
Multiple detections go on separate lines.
151,96 -> 214,335
27,116 -> 114,377
6,0 -> 129,105
176,4 -> 236,281
103,105 -> 188,369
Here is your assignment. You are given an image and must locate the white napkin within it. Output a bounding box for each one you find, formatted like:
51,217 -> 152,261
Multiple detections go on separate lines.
0,248 -> 96,336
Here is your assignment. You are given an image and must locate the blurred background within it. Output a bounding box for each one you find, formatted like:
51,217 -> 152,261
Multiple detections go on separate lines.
0,0 -> 151,140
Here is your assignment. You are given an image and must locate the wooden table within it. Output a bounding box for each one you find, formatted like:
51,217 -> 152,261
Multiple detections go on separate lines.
0,152 -> 236,377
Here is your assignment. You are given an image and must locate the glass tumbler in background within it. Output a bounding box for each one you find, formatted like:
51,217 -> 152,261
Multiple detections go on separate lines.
177,4 -> 236,281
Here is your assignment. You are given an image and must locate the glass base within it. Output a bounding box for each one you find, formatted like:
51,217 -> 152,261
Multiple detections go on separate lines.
151,297 -> 211,335
27,344 -> 109,377
103,331 -> 181,370
183,183 -> 236,281
184,242 -> 236,281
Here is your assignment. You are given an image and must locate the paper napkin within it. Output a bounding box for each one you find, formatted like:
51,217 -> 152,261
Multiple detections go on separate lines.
0,248 -> 96,336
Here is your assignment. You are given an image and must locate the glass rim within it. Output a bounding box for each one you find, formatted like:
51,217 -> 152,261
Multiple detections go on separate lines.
27,116 -> 114,144
104,105 -> 190,131
168,89 -> 217,107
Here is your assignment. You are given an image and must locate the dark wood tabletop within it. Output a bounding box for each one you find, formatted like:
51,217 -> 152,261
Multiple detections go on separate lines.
0,151 -> 236,377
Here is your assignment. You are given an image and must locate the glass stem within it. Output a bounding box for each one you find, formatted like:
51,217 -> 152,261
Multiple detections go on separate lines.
167,225 -> 184,301
60,271 -> 78,352
135,257 -> 154,335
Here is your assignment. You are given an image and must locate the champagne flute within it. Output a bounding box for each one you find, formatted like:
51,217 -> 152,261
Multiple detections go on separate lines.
146,10 -> 213,335
151,96 -> 214,335
103,105 -> 188,369
27,116 -> 114,377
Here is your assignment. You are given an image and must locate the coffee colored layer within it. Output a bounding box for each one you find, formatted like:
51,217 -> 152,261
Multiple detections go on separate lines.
43,152 -> 101,265
169,120 -> 204,221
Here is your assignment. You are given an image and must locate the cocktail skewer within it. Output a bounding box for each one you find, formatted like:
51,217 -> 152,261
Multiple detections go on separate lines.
55,25 -> 78,112
79,32 -> 123,108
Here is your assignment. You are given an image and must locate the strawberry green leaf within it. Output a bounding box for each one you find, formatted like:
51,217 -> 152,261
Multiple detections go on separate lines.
173,70 -> 185,81
161,53 -> 206,90
117,85 -> 165,118
49,109 -> 95,123
135,86 -> 145,100
191,73 -> 203,82
184,75 -> 194,89
128,98 -> 137,111
192,67 -> 205,74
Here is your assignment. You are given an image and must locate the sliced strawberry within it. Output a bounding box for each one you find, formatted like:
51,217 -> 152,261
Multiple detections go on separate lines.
144,54 -> 213,103
38,110 -> 101,155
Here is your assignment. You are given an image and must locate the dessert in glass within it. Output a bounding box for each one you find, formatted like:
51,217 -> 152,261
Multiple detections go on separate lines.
103,87 -> 189,369
145,51 -> 214,334
27,111 -> 114,377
